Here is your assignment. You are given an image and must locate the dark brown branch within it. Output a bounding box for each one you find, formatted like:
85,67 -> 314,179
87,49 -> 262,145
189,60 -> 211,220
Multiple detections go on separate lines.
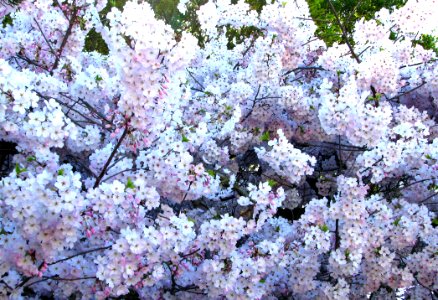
94,125 -> 129,188
359,157 -> 384,175
187,70 -> 205,91
284,66 -> 326,78
399,59 -> 436,69
24,275 -> 97,289
326,0 -> 361,64
16,246 -> 106,288
33,18 -> 56,56
16,54 -> 50,72
102,168 -> 137,183
48,245 -> 112,266
326,0 -> 387,108
357,45 -> 371,58
60,92 -> 112,122
261,173 -> 295,189
180,248 -> 200,259
413,273 -> 437,294
240,84 -> 261,123
0,280 -> 12,290
51,5 -> 78,73
234,34 -> 258,70
54,0 -> 69,19
400,177 -> 436,191
386,82 -> 427,102
419,192 -> 438,204
334,219 -> 340,249
182,181 -> 193,202
35,92 -> 102,127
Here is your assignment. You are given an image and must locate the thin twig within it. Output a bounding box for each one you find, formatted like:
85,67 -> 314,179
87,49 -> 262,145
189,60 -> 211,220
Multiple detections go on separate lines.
187,70 -> 205,91
33,18 -> 56,56
240,84 -> 261,123
16,54 -> 50,71
102,168 -> 137,183
94,125 -> 129,188
386,82 -> 427,102
326,0 -> 361,64
419,192 -> 438,204
182,181 -> 193,202
335,219 -> 340,249
48,245 -> 112,266
52,4 -> 78,73
234,34 -> 259,70
25,276 -> 96,289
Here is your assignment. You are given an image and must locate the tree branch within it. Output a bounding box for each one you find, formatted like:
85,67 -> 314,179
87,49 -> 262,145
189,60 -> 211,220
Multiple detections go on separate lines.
48,245 -> 112,266
240,84 -> 261,123
94,125 -> 129,188
51,4 -> 79,73
326,0 -> 361,64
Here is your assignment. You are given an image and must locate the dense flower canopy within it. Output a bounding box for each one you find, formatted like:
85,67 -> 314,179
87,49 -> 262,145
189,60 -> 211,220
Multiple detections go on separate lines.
0,0 -> 437,299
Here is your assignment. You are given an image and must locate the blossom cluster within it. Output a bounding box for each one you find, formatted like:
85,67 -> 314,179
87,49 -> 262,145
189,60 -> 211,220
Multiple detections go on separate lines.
0,0 -> 437,298
255,129 -> 316,184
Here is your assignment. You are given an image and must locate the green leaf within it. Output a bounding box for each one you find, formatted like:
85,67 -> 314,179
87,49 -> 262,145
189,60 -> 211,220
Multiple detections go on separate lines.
126,177 -> 135,189
432,218 -> 438,227
206,169 -> 216,177
84,28 -> 109,54
58,169 -> 65,176
2,14 -> 13,28
259,278 -> 266,283
187,217 -> 196,224
429,184 -> 438,191
78,16 -> 87,30
15,163 -> 27,175
259,131 -> 270,142
393,217 -> 401,226
182,134 -> 190,142
95,75 -> 103,82
267,179 -> 277,188
374,246 -> 382,255
14,163 -> 20,174
320,224 -> 329,232
220,176 -> 230,188
412,34 -> 438,55
425,154 -> 433,160
26,156 -> 36,162
0,228 -> 10,235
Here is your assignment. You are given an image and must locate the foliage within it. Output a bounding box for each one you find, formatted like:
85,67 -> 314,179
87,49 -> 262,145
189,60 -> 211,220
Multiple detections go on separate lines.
307,0 -> 407,46
84,0 -> 128,54
413,34 -> 438,55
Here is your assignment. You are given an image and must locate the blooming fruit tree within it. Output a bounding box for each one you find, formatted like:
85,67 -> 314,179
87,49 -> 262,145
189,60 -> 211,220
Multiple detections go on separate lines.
0,0 -> 437,298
